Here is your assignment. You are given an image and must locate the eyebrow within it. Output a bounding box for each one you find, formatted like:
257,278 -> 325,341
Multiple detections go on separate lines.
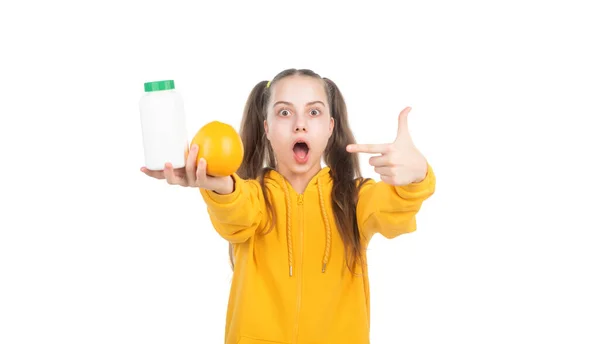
273,100 -> 326,108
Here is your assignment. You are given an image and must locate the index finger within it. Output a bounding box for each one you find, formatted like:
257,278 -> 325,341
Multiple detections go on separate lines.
346,143 -> 390,154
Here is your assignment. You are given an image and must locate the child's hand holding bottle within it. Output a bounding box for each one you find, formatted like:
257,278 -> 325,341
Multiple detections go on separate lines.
141,143 -> 234,194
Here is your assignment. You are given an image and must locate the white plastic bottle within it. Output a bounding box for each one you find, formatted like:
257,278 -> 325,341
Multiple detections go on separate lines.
139,80 -> 188,170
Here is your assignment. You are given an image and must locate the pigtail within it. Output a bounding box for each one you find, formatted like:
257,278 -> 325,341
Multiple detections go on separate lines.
238,80 -> 274,179
237,80 -> 277,234
229,80 -> 278,270
323,77 -> 371,272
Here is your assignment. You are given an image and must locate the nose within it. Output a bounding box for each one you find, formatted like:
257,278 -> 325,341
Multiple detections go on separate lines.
294,116 -> 307,132
294,125 -> 307,132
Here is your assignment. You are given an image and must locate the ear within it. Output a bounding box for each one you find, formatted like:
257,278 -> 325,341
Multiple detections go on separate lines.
263,119 -> 270,140
328,117 -> 335,137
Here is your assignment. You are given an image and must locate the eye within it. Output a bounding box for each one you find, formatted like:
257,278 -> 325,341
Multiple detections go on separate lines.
310,109 -> 321,116
279,109 -> 291,117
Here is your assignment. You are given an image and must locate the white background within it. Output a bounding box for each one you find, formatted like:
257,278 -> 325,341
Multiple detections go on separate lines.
1,0 -> 599,343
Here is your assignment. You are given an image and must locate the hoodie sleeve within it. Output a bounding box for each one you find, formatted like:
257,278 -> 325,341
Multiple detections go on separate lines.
356,163 -> 436,240
199,173 -> 266,244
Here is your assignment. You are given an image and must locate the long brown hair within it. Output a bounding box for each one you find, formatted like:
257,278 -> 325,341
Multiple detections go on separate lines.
234,68 -> 370,272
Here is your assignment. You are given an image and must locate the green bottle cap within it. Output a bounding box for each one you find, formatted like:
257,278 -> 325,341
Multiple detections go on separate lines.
144,80 -> 175,92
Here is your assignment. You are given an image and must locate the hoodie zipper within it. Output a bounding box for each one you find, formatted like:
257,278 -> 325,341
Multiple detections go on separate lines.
293,194 -> 304,344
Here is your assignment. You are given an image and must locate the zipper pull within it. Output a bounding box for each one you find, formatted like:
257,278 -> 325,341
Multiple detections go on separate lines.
298,194 -> 303,205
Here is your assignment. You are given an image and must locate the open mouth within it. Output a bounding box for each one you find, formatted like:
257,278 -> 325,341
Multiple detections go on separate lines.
292,140 -> 310,163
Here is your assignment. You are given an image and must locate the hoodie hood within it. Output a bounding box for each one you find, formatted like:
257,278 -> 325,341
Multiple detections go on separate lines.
264,166 -> 333,276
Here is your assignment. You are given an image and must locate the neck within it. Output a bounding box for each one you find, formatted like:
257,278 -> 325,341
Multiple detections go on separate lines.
277,162 -> 323,194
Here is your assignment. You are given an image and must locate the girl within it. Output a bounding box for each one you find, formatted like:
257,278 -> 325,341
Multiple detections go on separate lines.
141,68 -> 436,344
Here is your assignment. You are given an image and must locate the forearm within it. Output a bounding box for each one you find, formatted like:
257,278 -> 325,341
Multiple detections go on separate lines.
200,174 -> 266,242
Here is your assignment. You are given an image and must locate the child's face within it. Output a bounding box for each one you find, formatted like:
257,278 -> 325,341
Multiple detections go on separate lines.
265,75 -> 334,176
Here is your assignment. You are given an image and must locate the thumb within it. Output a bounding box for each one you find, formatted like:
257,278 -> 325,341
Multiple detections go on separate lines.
395,106 -> 412,143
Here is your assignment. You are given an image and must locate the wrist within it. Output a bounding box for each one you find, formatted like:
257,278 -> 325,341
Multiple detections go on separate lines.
213,175 -> 235,195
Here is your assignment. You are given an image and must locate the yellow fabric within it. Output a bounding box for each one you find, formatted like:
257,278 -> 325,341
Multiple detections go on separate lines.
200,164 -> 436,344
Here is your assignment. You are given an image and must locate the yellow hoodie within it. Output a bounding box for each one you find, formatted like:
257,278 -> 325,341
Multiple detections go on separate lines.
200,164 -> 435,344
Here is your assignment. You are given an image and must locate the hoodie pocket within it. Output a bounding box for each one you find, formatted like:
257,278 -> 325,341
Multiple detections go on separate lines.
237,336 -> 289,344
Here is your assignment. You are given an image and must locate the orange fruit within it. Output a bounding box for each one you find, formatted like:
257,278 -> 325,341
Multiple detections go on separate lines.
190,121 -> 244,177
